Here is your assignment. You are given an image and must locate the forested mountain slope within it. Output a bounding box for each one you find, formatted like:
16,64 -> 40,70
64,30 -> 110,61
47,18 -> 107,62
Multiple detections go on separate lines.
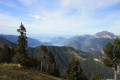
27,46 -> 117,79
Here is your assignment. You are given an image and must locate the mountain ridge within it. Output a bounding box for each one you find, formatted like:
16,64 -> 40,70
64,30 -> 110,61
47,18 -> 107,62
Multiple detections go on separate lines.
0,34 -> 42,47
0,37 -> 16,47
64,31 -> 118,52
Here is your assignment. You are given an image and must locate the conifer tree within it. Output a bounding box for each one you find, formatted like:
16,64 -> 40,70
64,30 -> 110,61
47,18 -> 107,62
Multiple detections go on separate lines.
39,45 -> 48,72
16,23 -> 27,55
103,38 -> 120,80
47,51 -> 59,77
12,23 -> 28,64
64,56 -> 88,80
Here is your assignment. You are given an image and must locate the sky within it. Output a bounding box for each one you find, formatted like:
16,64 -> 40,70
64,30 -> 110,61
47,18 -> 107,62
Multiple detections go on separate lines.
0,0 -> 120,36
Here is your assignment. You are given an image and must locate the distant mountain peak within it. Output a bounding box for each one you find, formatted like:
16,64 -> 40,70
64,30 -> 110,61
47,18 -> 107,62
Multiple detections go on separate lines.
93,31 -> 117,39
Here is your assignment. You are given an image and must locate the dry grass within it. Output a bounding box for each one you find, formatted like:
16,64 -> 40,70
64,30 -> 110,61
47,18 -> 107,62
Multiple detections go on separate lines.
0,63 -> 61,80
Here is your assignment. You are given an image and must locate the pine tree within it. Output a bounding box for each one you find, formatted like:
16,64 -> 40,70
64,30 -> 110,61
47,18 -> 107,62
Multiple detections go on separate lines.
90,71 -> 100,80
12,23 -> 28,64
16,23 -> 27,55
102,38 -> 120,80
64,56 -> 88,80
11,47 -> 15,58
47,51 -> 59,77
39,45 -> 48,72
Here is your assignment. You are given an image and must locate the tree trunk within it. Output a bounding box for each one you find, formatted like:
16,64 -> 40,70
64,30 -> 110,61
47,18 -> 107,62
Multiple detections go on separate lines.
41,61 -> 42,72
114,65 -> 117,80
47,64 -> 48,72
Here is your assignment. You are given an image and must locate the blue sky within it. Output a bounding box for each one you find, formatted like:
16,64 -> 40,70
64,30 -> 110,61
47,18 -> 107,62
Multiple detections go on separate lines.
0,0 -> 120,36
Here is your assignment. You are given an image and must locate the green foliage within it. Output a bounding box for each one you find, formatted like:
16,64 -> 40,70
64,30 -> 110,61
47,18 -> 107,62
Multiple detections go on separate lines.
38,45 -> 48,61
40,45 -> 48,53
103,38 -> 120,67
47,51 -> 55,64
90,71 -> 100,80
12,53 -> 26,64
12,53 -> 39,68
103,38 -> 120,80
102,58 -> 113,67
47,51 -> 60,77
12,23 -> 28,67
63,56 -> 88,80
16,23 -> 27,55
38,45 -> 48,72
28,46 -> 116,79
0,44 -> 12,63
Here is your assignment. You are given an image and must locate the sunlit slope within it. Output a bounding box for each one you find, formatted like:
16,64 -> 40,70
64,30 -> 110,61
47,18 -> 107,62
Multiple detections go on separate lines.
0,63 -> 60,80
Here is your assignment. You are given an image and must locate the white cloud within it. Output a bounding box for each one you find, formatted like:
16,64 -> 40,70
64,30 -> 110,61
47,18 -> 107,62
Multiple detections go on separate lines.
61,0 -> 120,17
0,0 -> 120,35
61,0 -> 120,9
61,0 -> 73,6
29,14 -> 40,19
18,0 -> 38,6
0,14 -> 20,28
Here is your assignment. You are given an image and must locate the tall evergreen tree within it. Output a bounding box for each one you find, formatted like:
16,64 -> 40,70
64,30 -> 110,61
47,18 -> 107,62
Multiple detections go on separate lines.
102,38 -> 120,80
11,47 -> 15,58
90,71 -> 100,80
12,23 -> 28,64
16,23 -> 27,55
47,51 -> 59,77
64,56 -> 88,80
39,45 -> 48,72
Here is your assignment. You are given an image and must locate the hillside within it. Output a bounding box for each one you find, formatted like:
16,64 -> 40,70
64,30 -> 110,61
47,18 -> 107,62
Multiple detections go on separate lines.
0,34 -> 42,47
27,46 -> 116,79
0,37 -> 16,47
64,35 -> 91,50
0,63 -> 60,80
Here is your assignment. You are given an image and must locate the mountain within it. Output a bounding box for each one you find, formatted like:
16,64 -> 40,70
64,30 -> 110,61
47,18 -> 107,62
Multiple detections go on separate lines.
27,46 -> 115,79
93,31 -> 117,39
64,31 -> 117,52
0,37 -> 16,47
81,31 -> 116,52
0,34 -> 42,47
64,35 -> 91,50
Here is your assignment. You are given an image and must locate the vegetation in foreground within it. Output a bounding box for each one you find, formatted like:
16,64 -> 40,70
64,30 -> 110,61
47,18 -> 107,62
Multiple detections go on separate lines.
0,63 -> 60,80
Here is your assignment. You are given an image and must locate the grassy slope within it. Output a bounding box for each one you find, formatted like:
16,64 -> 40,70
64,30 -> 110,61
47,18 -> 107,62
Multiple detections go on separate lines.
0,63 -> 60,80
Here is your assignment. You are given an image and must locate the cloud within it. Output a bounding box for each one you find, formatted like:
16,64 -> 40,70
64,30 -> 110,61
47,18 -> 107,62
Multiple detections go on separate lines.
61,0 -> 120,17
0,14 -> 19,28
18,0 -> 38,6
29,14 -> 40,19
0,0 -> 120,35
0,14 -> 20,34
